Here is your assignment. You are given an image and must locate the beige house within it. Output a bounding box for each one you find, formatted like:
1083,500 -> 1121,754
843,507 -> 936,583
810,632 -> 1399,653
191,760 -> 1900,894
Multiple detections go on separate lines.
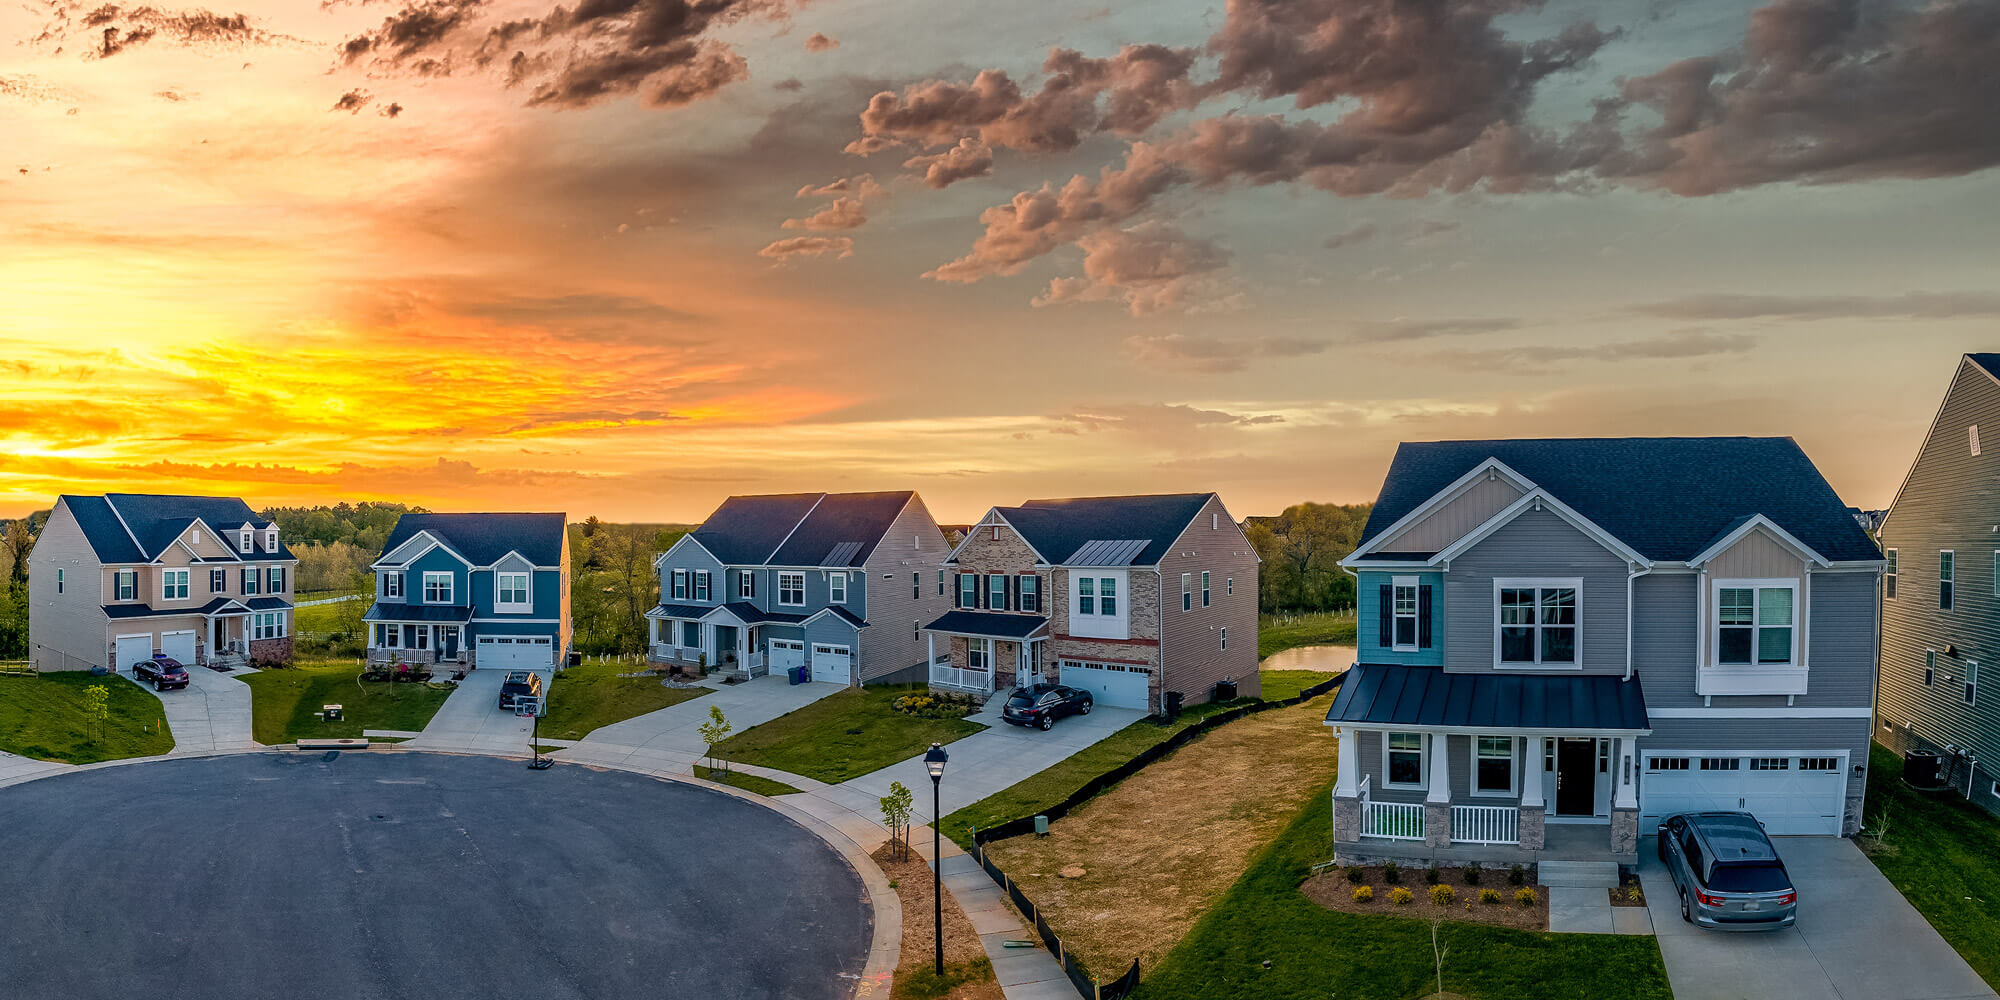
28,494 -> 298,672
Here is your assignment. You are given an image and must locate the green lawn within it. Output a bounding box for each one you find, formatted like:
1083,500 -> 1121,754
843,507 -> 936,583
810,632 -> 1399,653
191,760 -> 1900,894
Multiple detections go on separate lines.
1257,610 -> 1356,660
0,672 -> 176,764
537,661 -> 709,741
696,765 -> 803,797
1255,669 -> 1332,703
241,660 -> 452,744
717,684 -> 985,784
1863,742 -> 2000,988
293,595 -> 369,635
940,698 -> 1254,851
1134,781 -> 1672,1000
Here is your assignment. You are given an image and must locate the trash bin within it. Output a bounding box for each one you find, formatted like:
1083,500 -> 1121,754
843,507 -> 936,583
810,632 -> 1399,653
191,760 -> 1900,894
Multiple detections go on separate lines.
1163,690 -> 1183,721
789,666 -> 807,685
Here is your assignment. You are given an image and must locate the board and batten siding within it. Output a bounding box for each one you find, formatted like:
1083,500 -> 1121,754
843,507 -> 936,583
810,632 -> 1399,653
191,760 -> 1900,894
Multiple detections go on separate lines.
856,493 -> 955,682
1878,356 -> 2000,814
26,499 -> 112,671
1373,475 -> 1525,553
1158,493 -> 1260,702
1442,506 -> 1631,675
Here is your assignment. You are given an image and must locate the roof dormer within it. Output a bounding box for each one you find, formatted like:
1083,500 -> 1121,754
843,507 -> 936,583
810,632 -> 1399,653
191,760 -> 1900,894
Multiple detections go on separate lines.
238,525 -> 253,554
265,525 -> 279,553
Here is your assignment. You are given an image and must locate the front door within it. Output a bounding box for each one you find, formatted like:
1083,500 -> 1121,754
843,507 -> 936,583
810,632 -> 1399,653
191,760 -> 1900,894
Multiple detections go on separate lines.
1556,738 -> 1596,816
717,626 -> 738,666
439,626 -> 460,660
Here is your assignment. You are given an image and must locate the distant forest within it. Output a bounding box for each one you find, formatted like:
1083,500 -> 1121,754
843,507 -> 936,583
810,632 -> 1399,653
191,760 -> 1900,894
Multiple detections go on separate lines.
1244,502 -> 1373,613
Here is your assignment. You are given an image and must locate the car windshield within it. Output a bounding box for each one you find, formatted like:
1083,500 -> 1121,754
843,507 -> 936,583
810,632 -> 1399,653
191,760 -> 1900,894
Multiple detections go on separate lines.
1706,863 -> 1790,893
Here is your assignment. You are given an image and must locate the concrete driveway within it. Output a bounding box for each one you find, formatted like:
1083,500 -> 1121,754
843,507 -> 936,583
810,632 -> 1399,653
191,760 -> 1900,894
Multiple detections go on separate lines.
570,673 -> 845,767
408,667 -> 554,753
1640,836 -> 1997,1000
122,662 -> 258,753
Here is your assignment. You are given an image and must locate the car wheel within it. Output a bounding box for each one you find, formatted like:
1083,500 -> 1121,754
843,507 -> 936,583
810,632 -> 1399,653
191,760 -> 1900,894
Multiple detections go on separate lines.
1679,889 -> 1692,924
1080,700 -> 1092,715
154,679 -> 164,691
1039,715 -> 1054,731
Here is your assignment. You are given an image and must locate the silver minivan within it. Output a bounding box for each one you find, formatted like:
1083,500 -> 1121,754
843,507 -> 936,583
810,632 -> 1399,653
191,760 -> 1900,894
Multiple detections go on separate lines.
1656,811 -> 1798,931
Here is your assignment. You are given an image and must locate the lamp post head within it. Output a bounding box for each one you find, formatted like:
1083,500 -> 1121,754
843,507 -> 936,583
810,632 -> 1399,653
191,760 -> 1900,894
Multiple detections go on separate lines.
924,742 -> 949,781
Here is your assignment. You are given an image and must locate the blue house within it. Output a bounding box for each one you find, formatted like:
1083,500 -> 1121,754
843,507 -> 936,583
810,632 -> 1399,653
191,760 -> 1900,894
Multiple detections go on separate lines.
364,512 -> 571,671
647,491 -> 953,684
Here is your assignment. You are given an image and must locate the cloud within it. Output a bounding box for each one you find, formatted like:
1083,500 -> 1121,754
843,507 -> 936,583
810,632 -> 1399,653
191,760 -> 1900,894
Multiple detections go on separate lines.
1632,291 -> 2000,321
1121,333 -> 1330,373
380,101 -> 404,118
924,141 -> 1183,282
1052,402 -> 1285,434
1030,221 -> 1233,315
773,77 -> 804,92
1409,217 -> 1461,240
331,89 -> 373,114
1321,220 -> 1377,249
902,137 -> 994,189
758,236 -> 855,260
805,32 -> 838,52
31,3 -> 288,59
1347,317 -> 1522,342
782,173 -> 885,231
1421,329 -> 1757,373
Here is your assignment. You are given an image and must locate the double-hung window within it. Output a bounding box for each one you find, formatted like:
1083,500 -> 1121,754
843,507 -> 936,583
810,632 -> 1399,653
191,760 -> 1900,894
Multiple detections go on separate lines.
1474,736 -> 1515,795
423,571 -> 452,604
694,571 -> 711,602
967,637 -> 989,670
1182,573 -> 1192,612
1202,571 -> 1211,608
1496,579 -> 1579,666
1967,662 -> 1980,707
777,572 -> 806,606
1884,549 -> 1898,599
987,574 -> 1007,610
739,572 -> 756,600
1925,649 -> 1936,686
1018,575 -> 1039,613
1940,551 -> 1955,610
1077,577 -> 1095,615
912,572 -> 920,599
268,567 -> 285,594
937,569 -> 946,596
1099,577 -> 1118,616
1392,578 -> 1420,650
241,568 -> 259,595
382,572 -> 403,599
672,569 -> 687,601
958,573 -> 978,609
1716,581 -> 1795,666
209,568 -> 227,593
830,573 -> 848,604
1385,733 -> 1424,787
162,569 -> 190,601
116,570 -> 136,601
496,572 -> 531,611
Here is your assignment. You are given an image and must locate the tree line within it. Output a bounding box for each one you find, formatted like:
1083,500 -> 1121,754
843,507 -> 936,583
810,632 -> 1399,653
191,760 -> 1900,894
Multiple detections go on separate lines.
1244,502 -> 1373,613
0,511 -> 50,660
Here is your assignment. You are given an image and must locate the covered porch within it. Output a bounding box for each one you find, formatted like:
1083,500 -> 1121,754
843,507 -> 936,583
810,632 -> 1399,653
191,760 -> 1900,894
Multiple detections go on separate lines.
1326,663 -> 1651,865
364,603 -> 473,667
646,602 -> 807,677
922,610 -> 1050,696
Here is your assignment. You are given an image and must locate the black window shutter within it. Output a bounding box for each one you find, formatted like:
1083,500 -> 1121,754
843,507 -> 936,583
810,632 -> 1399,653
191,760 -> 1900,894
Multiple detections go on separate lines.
1418,585 -> 1434,649
1377,584 -> 1392,648
1004,575 -> 1015,611
953,572 -> 962,606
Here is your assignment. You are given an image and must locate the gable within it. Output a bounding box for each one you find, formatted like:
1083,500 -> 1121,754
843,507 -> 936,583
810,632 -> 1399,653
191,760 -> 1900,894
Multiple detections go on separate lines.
1704,526 -> 1809,578
951,515 -> 1044,574
1882,355 -> 2000,541
1372,473 -> 1526,554
492,551 -> 535,574
1444,504 -> 1636,574
378,531 -> 468,569
658,533 -> 726,573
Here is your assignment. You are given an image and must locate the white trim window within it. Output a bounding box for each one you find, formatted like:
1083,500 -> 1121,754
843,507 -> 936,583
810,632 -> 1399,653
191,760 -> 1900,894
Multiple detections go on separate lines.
777,572 -> 806,607
672,569 -> 688,601
1202,571 -> 1211,608
1885,548 -> 1898,600
268,566 -> 285,594
1392,576 -> 1420,651
265,528 -> 277,552
1018,574 -> 1039,613
1925,649 -> 1936,686
374,623 -> 400,648
1385,732 -> 1425,788
988,573 -> 1007,611
423,571 -> 453,604
238,529 -> 252,553
209,568 -> 227,594
967,637 -> 990,671
242,567 -> 259,595
382,572 -> 404,599
1226,576 -> 1234,596
161,569 -> 190,601
1715,580 -> 1796,666
252,611 -> 287,640
1182,572 -> 1192,612
1219,626 -> 1227,651
1940,550 -> 1955,611
694,571 -> 711,602
1966,662 -> 1979,707
959,573 -> 978,609
496,572 -> 532,612
115,570 -> 136,601
739,572 -> 756,600
829,572 -> 847,604
1495,579 -> 1579,667
1472,736 -> 1517,797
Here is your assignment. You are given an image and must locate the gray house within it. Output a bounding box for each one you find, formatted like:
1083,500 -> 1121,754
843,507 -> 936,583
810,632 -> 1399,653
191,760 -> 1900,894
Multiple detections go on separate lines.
1877,353 -> 2000,815
1328,438 -> 1883,868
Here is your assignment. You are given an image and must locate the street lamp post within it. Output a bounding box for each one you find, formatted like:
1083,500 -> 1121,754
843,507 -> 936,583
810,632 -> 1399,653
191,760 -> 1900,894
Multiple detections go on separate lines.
924,742 -> 949,977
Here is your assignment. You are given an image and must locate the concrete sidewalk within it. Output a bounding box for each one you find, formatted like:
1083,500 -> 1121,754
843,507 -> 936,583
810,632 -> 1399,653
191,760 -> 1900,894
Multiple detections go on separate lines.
406,668 -> 552,753
121,662 -> 259,754
0,750 -> 70,785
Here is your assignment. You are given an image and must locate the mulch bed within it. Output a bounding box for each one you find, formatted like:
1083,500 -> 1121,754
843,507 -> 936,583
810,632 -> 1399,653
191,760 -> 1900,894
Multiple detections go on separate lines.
1301,865 -> 1550,932
870,841 -> 1002,1000
1610,869 -> 1649,907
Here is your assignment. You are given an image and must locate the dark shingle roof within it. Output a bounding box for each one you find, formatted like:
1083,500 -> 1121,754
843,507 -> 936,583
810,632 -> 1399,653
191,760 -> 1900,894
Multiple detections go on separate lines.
363,602 -> 475,623
1325,663 -> 1650,732
994,493 -> 1213,566
1357,438 -> 1880,563
1968,353 -> 2000,380
690,493 -> 827,565
103,597 -> 256,619
769,491 -> 915,567
810,606 -> 867,630
710,601 -> 809,626
923,610 -> 1051,639
63,496 -> 145,564
63,494 -> 296,563
379,512 -> 566,567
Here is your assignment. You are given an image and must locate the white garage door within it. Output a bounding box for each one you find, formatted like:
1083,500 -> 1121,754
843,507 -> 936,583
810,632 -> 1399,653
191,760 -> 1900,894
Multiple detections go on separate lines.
160,630 -> 196,665
477,635 -> 554,669
769,640 -> 804,671
1640,752 -> 1848,836
810,644 -> 850,684
1058,660 -> 1151,710
114,634 -> 154,671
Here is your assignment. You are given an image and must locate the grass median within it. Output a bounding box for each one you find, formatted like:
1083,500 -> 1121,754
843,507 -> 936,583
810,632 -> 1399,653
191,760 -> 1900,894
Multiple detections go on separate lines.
538,660 -> 709,741
242,659 -> 452,744
718,684 -> 984,784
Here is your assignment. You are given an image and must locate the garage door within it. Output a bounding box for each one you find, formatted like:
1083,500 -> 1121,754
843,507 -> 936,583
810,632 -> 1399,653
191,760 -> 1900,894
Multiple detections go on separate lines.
160,630 -> 196,665
1058,660 -> 1151,710
114,634 -> 154,671
810,644 -> 850,684
769,640 -> 804,671
1640,753 -> 1847,835
476,635 -> 554,669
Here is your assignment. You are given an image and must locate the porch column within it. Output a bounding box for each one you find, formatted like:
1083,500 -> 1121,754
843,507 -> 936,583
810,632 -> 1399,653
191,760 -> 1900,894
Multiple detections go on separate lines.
1519,736 -> 1547,850
1332,727 -> 1362,845
926,632 -> 936,680
1610,735 -> 1639,855
1425,733 -> 1452,848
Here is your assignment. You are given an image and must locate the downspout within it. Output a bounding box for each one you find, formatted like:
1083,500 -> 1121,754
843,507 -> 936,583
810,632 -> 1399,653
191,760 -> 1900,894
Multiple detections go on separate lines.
1625,563 -> 1649,682
1155,567 -> 1165,716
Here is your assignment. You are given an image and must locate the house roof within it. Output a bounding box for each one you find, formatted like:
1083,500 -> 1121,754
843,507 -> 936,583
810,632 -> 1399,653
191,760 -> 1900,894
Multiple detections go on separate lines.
707,601 -> 812,626
1968,353 -> 2000,380
1325,663 -> 1650,733
1356,438 -> 1879,563
63,493 -> 297,564
104,597 -> 261,619
379,512 -> 566,567
645,602 -> 716,620
923,610 -> 1051,640
992,493 -> 1213,566
691,491 -> 917,567
809,605 -> 868,630
363,603 -> 476,623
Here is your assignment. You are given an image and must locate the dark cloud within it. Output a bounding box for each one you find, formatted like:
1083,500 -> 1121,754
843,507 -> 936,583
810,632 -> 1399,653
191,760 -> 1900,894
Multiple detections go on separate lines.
1122,333 -> 1330,373
34,3 -> 286,59
1632,291 -> 2000,321
773,77 -> 804,92
925,142 -> 1183,282
1321,220 -> 1377,249
1031,221 -> 1233,315
380,101 -> 404,118
902,137 -> 993,189
331,89 -> 373,114
805,32 -> 838,52
758,235 -> 855,260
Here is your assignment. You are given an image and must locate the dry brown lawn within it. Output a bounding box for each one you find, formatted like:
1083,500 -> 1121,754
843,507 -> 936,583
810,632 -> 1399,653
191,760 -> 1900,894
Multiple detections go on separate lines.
981,693 -> 1338,977
872,842 -> 1003,1000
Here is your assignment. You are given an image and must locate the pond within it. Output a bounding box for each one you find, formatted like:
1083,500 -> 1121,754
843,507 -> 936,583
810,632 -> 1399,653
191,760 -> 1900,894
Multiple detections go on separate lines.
1259,644 -> 1355,673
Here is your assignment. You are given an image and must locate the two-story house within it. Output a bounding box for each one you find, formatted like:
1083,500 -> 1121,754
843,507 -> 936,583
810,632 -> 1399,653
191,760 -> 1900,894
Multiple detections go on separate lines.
28,493 -> 298,671
926,493 -> 1258,712
1877,354 -> 2000,816
363,512 -> 571,670
646,491 -> 952,684
1327,438 -> 1883,868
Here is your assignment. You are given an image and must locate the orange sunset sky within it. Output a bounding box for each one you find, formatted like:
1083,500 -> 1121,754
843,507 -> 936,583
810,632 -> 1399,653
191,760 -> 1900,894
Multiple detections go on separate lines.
1,0 -> 1994,523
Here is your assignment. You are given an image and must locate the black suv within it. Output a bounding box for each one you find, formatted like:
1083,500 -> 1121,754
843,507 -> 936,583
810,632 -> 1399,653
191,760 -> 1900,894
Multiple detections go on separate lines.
1001,684 -> 1092,731
134,656 -> 190,691
498,671 -> 543,711
1657,811 -> 1798,930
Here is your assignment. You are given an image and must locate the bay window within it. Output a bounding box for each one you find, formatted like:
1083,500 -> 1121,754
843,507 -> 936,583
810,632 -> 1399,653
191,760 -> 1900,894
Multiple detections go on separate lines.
1385,732 -> 1425,787
1496,579 -> 1579,666
1077,577 -> 1095,614
1716,582 -> 1795,665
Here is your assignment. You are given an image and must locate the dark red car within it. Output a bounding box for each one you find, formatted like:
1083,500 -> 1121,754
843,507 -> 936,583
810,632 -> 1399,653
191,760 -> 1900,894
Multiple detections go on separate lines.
134,656 -> 190,691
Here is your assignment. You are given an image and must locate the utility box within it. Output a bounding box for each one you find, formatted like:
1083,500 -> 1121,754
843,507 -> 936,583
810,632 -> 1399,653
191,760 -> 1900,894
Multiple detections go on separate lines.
1215,678 -> 1238,702
1904,749 -> 1945,789
1034,815 -> 1049,836
322,704 -> 343,722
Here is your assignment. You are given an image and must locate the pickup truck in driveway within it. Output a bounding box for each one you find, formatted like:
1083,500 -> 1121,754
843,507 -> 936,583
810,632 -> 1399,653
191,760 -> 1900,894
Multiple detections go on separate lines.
134,656 -> 191,691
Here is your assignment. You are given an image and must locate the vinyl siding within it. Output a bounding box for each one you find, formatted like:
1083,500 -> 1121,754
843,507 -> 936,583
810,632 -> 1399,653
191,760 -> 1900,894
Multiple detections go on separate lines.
1443,506 -> 1630,675
855,494 -> 954,682
657,539 -> 726,606
1637,570 -> 1878,710
1375,475 -> 1525,552
27,499 -> 111,670
406,547 -> 470,607
1158,494 -> 1260,703
1356,570 -> 1445,666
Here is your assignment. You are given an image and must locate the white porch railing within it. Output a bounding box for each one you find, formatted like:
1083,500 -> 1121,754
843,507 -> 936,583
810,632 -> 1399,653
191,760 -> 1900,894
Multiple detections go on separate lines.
1450,804 -> 1521,845
931,663 -> 994,694
1358,776 -> 1425,841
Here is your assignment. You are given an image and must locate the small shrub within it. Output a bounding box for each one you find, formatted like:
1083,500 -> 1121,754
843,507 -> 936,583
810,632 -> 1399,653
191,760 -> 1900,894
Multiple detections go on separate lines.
1462,863 -> 1480,885
1515,887 -> 1539,907
1625,886 -> 1645,904
1508,863 -> 1526,886
1344,866 -> 1364,884
1480,888 -> 1503,905
1390,887 -> 1414,905
1423,866 -> 1441,885
1382,861 -> 1401,884
893,691 -> 981,719
1429,884 -> 1456,906
1352,885 -> 1374,903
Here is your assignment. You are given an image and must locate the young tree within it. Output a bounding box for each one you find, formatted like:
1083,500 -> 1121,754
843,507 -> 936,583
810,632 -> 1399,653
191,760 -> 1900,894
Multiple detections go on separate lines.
83,683 -> 110,743
880,781 -> 915,861
698,705 -> 732,773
